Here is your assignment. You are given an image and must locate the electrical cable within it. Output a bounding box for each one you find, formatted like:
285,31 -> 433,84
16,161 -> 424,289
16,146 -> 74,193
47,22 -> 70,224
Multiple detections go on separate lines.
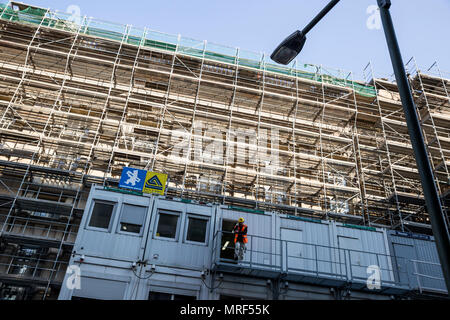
200,273 -> 223,291
132,263 -> 155,280
128,262 -> 156,299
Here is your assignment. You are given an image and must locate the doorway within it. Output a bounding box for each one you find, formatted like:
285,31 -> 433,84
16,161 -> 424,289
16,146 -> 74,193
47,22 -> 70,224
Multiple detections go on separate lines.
392,243 -> 417,288
220,219 -> 237,262
281,228 -> 304,272
338,236 -> 363,280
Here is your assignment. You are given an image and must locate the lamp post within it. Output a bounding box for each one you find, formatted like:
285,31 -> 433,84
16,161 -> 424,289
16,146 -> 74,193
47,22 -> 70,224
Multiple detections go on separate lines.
270,0 -> 339,65
271,0 -> 450,293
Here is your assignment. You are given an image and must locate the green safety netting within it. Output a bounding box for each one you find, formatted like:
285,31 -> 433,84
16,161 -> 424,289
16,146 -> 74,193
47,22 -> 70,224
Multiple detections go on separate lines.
0,3 -> 18,21
20,6 -> 46,16
0,3 -> 376,97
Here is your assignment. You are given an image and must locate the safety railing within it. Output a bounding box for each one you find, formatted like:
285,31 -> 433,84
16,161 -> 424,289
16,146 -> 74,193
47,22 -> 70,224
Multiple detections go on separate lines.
212,231 -> 412,290
0,214 -> 77,244
0,252 -> 67,284
411,259 -> 447,294
0,1 -> 376,97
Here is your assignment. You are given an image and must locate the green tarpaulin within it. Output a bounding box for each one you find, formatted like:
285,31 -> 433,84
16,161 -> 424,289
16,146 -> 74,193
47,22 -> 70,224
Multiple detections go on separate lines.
0,2 -> 377,97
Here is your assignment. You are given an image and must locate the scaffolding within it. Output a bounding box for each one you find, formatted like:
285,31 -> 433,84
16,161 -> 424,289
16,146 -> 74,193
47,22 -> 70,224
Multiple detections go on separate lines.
0,1 -> 448,299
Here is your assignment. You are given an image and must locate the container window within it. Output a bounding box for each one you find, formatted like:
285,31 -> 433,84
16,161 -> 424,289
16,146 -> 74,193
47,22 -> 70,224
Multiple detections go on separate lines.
148,291 -> 171,300
219,294 -> 243,300
156,212 -> 179,239
119,204 -> 147,234
71,296 -> 100,301
173,294 -> 197,301
186,217 -> 208,243
148,291 -> 196,300
88,202 -> 115,229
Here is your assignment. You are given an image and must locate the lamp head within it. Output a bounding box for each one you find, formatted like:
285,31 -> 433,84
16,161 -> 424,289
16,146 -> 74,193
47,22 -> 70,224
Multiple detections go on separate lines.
270,30 -> 306,65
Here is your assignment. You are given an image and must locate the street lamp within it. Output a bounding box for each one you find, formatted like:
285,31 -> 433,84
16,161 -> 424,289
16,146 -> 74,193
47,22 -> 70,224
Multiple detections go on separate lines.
271,0 -> 450,293
270,0 -> 339,65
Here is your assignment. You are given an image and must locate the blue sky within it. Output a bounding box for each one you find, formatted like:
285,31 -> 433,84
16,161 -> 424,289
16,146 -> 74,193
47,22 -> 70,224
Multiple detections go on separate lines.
21,0 -> 450,81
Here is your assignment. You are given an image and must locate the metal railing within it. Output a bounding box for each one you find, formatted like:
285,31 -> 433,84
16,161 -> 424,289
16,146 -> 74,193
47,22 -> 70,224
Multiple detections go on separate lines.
0,252 -> 67,284
411,259 -> 447,294
0,214 -> 78,243
212,231 -> 417,290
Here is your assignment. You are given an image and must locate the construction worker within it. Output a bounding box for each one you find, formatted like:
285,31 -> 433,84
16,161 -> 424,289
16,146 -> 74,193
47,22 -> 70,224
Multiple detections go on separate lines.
232,217 -> 248,261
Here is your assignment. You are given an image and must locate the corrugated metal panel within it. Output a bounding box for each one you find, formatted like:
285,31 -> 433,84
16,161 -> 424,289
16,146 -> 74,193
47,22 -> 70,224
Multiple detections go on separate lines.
280,218 -> 331,246
334,223 -> 395,283
279,217 -> 333,276
414,240 -> 445,291
73,277 -> 127,300
149,240 -> 210,269
80,231 -> 141,259
388,231 -> 445,292
391,241 -> 417,287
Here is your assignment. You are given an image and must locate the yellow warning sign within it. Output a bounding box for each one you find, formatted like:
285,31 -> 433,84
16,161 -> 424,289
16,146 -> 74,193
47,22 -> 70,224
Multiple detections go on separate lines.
142,171 -> 168,195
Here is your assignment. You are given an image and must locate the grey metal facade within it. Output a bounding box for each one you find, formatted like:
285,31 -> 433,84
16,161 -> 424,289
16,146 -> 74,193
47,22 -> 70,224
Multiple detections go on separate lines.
57,186 -> 447,300
387,230 -> 446,294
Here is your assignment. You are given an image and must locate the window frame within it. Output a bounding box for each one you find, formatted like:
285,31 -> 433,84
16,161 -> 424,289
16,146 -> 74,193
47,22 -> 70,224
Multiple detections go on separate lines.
147,290 -> 197,301
183,214 -> 210,246
116,203 -> 148,236
153,210 -> 181,242
86,199 -> 117,232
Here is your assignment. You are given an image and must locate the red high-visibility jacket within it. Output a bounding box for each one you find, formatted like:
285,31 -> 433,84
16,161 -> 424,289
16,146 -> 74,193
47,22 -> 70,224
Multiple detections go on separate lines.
233,223 -> 248,244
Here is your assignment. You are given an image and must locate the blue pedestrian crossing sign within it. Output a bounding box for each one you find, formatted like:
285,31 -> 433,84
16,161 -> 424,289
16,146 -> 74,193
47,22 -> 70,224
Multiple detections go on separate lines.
119,167 -> 147,191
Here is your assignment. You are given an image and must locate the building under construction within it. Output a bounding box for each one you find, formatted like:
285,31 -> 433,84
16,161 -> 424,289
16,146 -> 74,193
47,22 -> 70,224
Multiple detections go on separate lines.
0,2 -> 448,300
